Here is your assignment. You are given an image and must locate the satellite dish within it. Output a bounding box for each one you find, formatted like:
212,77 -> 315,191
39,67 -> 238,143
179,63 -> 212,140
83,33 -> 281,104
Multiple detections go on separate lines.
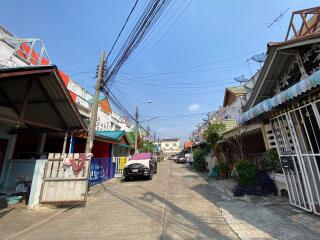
147,100 -> 152,104
234,75 -> 248,83
251,53 -> 267,63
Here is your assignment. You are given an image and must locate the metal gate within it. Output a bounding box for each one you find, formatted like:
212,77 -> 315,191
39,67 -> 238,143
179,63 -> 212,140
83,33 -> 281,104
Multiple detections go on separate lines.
90,157 -> 114,185
270,101 -> 320,215
40,153 -> 91,204
113,157 -> 128,177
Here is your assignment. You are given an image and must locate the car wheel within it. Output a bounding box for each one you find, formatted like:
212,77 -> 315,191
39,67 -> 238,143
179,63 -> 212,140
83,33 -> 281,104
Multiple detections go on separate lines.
124,176 -> 129,181
154,165 -> 158,174
148,171 -> 153,180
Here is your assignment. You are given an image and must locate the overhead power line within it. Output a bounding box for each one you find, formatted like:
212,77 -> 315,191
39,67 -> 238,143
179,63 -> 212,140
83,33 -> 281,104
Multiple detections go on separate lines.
106,0 -> 140,60
103,0 -> 173,90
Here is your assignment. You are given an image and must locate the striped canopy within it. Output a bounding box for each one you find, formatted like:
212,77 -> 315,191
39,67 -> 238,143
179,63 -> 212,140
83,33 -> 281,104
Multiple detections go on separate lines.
237,69 -> 320,124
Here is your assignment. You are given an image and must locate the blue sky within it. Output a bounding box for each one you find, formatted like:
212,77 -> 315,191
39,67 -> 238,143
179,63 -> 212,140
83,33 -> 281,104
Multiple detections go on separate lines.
0,0 -> 317,141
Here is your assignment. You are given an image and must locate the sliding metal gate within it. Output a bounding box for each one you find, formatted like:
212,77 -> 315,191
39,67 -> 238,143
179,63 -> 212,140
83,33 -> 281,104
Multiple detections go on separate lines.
271,101 -> 320,215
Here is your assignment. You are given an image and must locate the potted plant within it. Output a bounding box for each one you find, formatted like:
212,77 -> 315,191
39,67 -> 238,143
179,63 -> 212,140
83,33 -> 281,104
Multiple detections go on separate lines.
235,160 -> 258,186
218,162 -> 228,179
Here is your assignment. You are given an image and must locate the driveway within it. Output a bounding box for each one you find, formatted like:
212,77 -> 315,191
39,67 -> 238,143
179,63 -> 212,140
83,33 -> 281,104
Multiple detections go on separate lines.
2,160 -> 320,240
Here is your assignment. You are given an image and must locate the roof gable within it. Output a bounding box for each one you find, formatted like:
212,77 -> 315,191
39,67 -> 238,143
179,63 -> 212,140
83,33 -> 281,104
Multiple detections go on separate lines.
223,86 -> 247,107
245,34 -> 320,111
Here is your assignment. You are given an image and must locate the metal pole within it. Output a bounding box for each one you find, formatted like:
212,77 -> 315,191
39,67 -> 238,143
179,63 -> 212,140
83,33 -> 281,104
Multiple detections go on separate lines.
85,51 -> 105,153
135,106 -> 139,153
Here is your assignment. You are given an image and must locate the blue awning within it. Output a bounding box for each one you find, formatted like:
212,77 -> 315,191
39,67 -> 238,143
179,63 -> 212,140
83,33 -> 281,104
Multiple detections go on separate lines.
237,69 -> 320,124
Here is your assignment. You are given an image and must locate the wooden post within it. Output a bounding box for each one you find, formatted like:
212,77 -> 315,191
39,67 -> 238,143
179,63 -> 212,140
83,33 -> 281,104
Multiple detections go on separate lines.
260,122 -> 270,150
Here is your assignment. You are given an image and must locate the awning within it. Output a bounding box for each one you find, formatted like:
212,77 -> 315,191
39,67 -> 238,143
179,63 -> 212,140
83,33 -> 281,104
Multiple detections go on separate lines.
95,130 -> 126,142
0,65 -> 86,131
237,69 -> 320,124
119,144 -> 131,148
95,130 -> 131,147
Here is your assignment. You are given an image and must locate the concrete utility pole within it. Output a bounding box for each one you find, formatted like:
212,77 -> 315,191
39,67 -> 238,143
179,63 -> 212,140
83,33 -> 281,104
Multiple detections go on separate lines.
134,106 -> 139,153
85,51 -> 105,153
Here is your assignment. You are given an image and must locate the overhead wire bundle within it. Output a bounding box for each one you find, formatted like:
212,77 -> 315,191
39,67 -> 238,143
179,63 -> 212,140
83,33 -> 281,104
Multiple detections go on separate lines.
101,0 -> 175,135
103,0 -> 173,90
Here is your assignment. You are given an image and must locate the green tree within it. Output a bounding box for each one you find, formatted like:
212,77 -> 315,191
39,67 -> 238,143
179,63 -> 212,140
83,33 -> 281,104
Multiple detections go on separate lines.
204,122 -> 226,148
138,139 -> 156,153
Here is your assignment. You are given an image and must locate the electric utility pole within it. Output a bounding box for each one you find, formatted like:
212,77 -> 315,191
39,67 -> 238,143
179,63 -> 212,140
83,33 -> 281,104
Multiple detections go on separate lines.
134,106 -> 139,153
85,51 -> 105,153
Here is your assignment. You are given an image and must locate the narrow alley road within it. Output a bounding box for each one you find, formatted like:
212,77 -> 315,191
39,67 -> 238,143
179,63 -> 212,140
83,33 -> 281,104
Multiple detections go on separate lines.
12,160 -> 239,240
4,160 -> 320,240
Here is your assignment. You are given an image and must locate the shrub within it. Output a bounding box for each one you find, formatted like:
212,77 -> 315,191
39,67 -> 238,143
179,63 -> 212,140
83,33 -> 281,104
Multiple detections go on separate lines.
235,160 -> 258,186
263,149 -> 282,173
255,171 -> 277,196
193,149 -> 206,171
233,171 -> 277,197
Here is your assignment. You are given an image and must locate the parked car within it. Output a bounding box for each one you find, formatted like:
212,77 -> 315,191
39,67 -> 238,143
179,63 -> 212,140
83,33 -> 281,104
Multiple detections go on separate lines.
176,155 -> 186,163
171,154 -> 178,161
123,153 -> 157,181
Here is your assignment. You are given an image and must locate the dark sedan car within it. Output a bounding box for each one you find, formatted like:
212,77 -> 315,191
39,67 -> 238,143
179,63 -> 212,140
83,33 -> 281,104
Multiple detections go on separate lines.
123,153 -> 157,181
176,155 -> 186,163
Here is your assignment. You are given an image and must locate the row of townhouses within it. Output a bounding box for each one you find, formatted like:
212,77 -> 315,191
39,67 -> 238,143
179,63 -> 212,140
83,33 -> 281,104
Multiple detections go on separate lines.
188,6 -> 320,216
0,26 -> 138,208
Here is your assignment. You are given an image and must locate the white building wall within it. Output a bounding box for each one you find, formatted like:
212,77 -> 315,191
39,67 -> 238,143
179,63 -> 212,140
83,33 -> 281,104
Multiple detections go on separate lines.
160,140 -> 181,155
222,97 -> 244,120
0,28 -> 130,132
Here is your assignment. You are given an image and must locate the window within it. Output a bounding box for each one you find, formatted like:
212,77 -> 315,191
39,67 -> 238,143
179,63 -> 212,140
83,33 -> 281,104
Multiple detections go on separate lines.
173,143 -> 177,147
166,144 -> 169,148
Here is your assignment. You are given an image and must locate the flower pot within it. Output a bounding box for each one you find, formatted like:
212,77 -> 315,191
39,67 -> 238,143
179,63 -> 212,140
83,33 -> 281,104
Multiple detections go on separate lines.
219,170 -> 227,179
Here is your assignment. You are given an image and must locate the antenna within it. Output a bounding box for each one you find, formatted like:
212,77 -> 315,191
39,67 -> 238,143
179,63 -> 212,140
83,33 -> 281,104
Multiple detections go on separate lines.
267,8 -> 290,28
234,75 -> 248,86
244,59 -> 252,76
251,52 -> 267,67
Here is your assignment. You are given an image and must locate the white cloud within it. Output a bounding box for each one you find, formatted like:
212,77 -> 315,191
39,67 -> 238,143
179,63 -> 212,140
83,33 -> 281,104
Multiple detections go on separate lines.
188,103 -> 200,112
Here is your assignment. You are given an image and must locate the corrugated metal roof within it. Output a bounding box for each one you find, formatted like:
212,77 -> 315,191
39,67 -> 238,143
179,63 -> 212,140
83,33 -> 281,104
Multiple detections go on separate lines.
245,34 -> 320,111
126,131 -> 135,145
95,130 -> 125,142
0,65 -> 86,131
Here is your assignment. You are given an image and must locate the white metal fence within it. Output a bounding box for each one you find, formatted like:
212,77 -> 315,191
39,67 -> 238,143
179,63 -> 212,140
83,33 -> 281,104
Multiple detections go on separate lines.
271,100 -> 320,215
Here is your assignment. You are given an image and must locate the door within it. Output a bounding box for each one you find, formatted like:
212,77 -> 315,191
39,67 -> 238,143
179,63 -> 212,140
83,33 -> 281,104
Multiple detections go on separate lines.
0,139 -> 8,177
271,101 -> 320,215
